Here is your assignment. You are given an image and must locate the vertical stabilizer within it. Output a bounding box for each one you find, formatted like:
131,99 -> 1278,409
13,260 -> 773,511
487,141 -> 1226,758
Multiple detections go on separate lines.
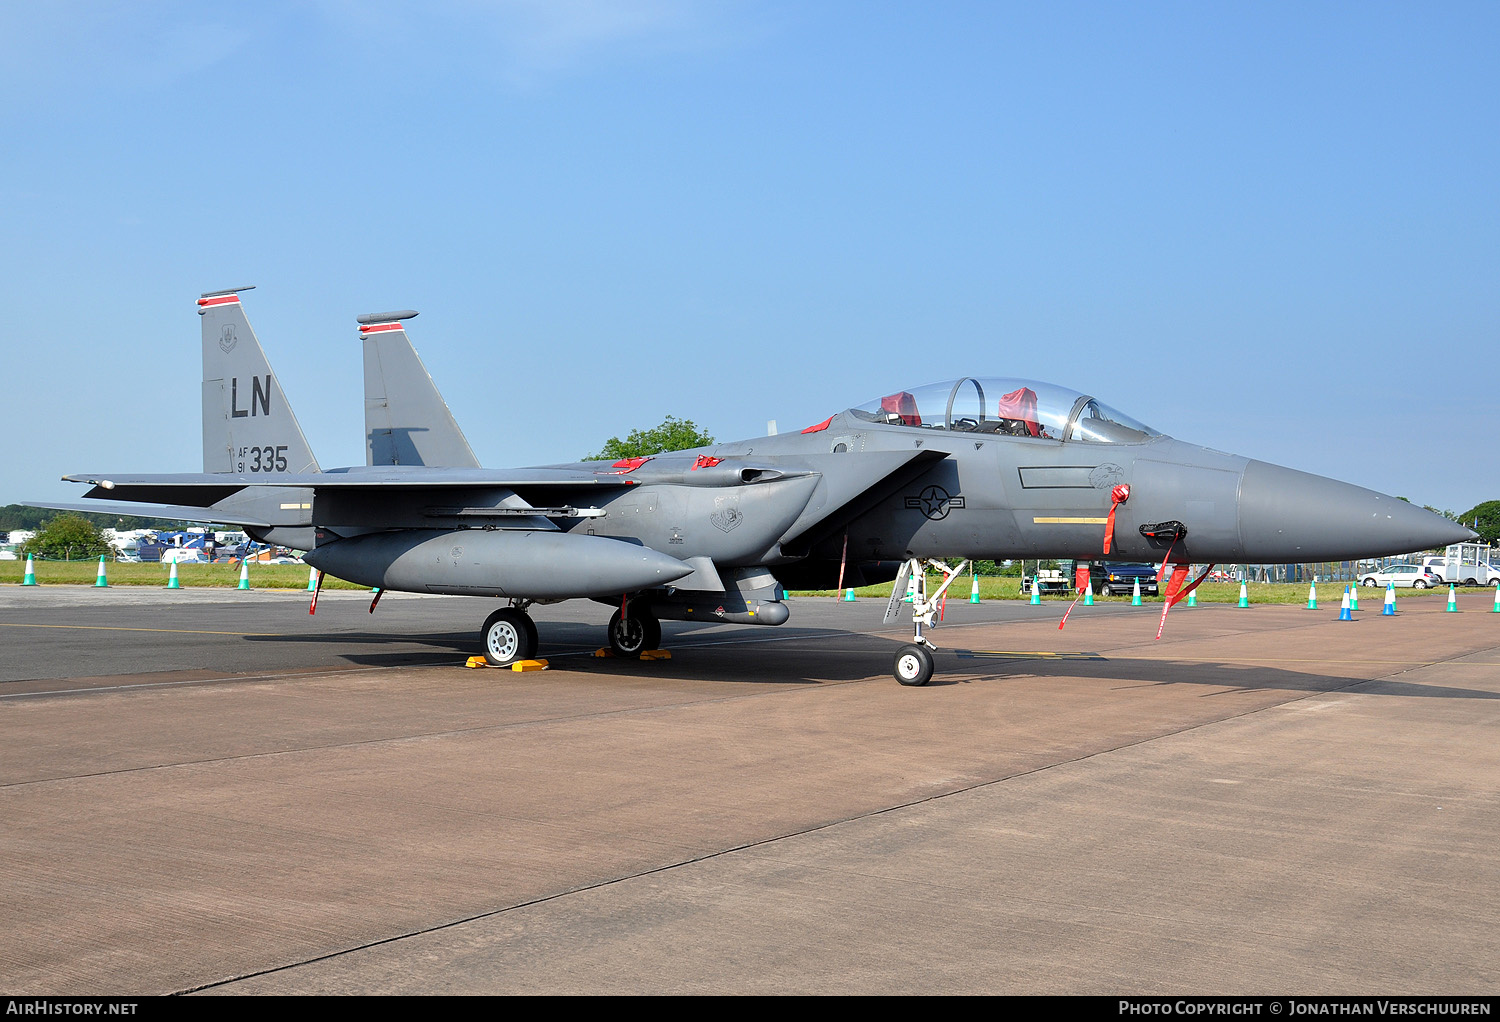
200,288 -> 321,474
359,311 -> 480,468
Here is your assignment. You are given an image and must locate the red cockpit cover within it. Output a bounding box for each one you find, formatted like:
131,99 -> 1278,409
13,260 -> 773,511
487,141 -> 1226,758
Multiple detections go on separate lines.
880,392 -> 921,427
996,386 -> 1040,437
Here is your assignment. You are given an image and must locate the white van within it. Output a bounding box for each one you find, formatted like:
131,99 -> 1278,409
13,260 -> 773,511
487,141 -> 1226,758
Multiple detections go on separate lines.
1422,544 -> 1499,586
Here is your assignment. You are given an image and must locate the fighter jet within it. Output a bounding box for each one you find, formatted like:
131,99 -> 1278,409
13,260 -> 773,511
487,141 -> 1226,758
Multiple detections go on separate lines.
41,288 -> 1476,685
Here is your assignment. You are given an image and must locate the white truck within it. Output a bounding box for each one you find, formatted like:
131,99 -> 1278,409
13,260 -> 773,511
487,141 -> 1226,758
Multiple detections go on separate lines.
1421,543 -> 1499,586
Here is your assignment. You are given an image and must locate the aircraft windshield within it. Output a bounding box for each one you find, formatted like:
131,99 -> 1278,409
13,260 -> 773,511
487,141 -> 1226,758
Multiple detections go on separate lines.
847,378 -> 1160,443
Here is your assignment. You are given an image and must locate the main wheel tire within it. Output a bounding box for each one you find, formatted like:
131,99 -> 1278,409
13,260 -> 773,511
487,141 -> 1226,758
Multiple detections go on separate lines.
1413,580 -> 1428,589
608,608 -> 660,658
1462,577 -> 1477,587
1362,578 -> 1378,588
893,644 -> 935,687
482,608 -> 537,666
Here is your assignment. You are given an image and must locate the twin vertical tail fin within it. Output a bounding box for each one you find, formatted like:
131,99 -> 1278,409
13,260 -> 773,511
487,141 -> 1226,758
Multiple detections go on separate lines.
359,311 -> 479,468
199,287 -> 321,475
198,291 -> 473,475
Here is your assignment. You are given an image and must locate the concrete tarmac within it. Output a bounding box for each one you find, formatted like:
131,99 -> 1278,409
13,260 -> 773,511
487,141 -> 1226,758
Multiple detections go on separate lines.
1,587 -> 1497,994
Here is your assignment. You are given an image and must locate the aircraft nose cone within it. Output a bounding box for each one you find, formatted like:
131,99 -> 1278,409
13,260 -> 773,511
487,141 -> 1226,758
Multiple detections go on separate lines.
1238,460 -> 1476,562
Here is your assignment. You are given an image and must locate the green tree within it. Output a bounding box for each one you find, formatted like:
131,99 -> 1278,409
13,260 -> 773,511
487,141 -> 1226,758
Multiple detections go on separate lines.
585,415 -> 715,461
21,514 -> 111,560
0,504 -> 179,532
971,560 -> 1021,576
1456,500 -> 1500,545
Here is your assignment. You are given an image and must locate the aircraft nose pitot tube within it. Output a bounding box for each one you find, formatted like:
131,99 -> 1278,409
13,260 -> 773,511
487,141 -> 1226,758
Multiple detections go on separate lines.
1235,460 -> 1475,563
305,529 -> 693,598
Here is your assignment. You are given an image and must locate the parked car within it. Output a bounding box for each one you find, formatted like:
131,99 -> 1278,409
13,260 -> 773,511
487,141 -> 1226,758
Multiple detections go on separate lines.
160,548 -> 205,564
1089,561 -> 1160,596
1360,564 -> 1443,589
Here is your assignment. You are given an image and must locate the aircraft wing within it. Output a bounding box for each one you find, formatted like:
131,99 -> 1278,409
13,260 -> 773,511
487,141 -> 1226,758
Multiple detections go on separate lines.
63,467 -> 640,503
60,452 -> 941,541
20,500 -> 273,529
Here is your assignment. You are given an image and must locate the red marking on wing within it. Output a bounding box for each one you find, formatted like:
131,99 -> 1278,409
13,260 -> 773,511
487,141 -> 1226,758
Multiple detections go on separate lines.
598,456 -> 652,475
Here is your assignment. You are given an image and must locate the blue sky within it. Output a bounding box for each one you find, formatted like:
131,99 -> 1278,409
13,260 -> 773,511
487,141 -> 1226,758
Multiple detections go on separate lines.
2,1 -> 1495,515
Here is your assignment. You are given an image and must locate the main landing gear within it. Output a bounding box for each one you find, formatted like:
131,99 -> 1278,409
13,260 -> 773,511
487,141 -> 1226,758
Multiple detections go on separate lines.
478,597 -> 665,666
607,600 -> 661,658
481,603 -> 539,666
886,557 -> 969,686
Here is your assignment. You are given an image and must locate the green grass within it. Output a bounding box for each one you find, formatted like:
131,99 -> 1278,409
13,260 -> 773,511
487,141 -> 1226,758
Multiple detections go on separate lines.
796,577 -> 1484,604
0,560 -> 369,589
3,561 -> 1491,605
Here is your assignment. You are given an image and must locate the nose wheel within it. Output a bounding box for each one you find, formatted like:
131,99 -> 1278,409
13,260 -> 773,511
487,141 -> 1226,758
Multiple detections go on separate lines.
894,644 -> 935,686
883,557 -> 969,686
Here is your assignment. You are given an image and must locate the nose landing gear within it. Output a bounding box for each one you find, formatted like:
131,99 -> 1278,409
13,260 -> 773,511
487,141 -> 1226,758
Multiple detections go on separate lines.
885,558 -> 969,686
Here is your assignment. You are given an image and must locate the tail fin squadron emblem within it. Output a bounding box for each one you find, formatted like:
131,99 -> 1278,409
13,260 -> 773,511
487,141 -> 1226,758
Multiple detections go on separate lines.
219,324 -> 238,354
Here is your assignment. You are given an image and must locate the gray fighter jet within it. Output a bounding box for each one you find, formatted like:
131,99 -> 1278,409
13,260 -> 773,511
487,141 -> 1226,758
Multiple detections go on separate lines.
41,288 -> 1475,685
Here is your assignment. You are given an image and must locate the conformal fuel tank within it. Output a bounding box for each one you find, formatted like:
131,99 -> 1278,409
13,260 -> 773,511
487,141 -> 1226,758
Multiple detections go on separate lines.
305,528 -> 693,598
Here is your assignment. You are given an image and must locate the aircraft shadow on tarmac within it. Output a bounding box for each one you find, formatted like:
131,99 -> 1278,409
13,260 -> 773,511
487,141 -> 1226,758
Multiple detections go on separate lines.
946,655 -> 1500,701
240,621 -> 859,680
244,624 -> 1499,698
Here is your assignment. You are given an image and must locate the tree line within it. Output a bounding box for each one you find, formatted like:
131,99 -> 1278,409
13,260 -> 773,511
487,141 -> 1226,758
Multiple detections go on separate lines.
0,504 -> 180,533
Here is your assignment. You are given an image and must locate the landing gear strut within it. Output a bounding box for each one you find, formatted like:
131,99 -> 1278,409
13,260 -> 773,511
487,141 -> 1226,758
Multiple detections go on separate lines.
885,557 -> 969,686
481,602 -> 538,666
607,600 -> 661,658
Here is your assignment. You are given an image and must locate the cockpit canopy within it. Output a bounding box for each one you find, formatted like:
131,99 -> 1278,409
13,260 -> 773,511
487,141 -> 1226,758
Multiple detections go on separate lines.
847,378 -> 1162,444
